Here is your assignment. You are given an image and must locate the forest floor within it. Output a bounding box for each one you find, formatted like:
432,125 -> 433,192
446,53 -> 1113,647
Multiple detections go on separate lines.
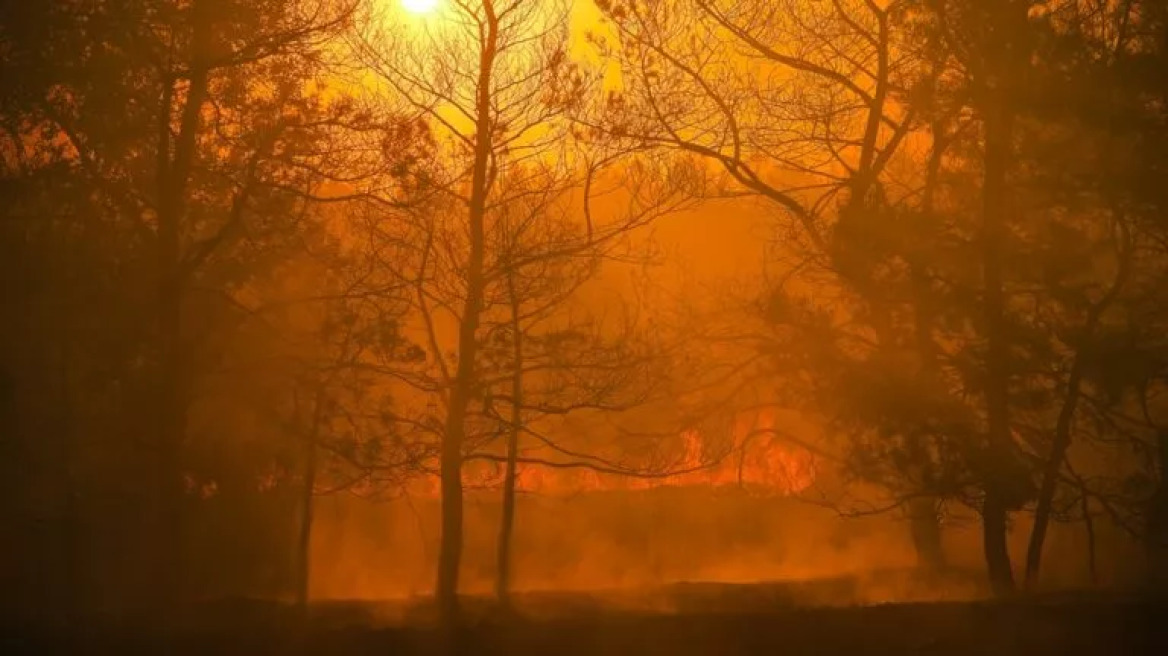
3,577 -> 1166,655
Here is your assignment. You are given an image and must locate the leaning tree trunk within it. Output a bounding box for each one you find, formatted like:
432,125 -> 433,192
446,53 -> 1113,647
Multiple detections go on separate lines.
495,269 -> 523,608
436,2 -> 499,628
1026,218 -> 1128,588
1024,361 -> 1083,588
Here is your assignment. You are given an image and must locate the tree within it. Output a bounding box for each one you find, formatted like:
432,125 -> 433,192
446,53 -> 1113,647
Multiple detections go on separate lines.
350,0 -> 703,621
1013,0 -> 1168,587
474,166 -> 685,607
143,0 -> 356,605
350,0 -> 535,621
595,0 -> 1010,582
920,0 -> 1039,597
596,0 -> 1147,595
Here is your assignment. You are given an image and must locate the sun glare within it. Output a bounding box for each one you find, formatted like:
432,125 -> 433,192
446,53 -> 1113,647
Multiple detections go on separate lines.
401,0 -> 440,15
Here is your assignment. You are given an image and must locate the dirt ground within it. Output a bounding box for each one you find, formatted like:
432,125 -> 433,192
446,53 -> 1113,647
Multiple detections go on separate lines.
3,583 -> 1166,655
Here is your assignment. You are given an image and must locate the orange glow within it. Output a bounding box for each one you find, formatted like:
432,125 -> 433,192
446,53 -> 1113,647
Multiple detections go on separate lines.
402,409 -> 817,498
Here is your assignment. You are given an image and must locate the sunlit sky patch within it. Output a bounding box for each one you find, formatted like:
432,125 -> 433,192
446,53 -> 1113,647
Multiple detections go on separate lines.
401,0 -> 440,15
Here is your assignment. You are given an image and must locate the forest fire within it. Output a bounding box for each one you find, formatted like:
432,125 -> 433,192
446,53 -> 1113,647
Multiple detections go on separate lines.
460,434 -> 817,494
408,409 -> 820,499
5,0 -> 1168,652
488,426 -> 816,497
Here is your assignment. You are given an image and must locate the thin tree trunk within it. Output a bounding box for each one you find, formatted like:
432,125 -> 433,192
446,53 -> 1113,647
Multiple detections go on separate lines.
436,1 -> 499,628
908,497 -> 946,570
495,268 -> 522,608
1149,430 -> 1168,588
1081,492 -> 1097,587
154,289 -> 190,609
295,390 -> 324,612
980,36 -> 1019,597
57,347 -> 84,629
907,120 -> 949,573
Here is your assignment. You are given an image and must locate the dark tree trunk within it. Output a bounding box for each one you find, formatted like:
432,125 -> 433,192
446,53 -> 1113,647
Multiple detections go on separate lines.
1027,219 -> 1128,588
906,120 -> 949,574
295,391 -> 323,611
980,46 -> 1019,598
154,287 -> 191,608
436,291 -> 470,628
436,1 -> 499,628
908,497 -> 946,570
495,270 -> 523,608
152,0 -> 212,604
982,491 -> 1015,595
57,349 -> 85,628
1149,431 -> 1168,588
153,62 -> 208,609
1081,492 -> 1097,586
1025,363 -> 1083,588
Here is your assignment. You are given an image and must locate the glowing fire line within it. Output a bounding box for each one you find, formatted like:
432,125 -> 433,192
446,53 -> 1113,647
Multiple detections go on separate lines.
412,410 -> 818,498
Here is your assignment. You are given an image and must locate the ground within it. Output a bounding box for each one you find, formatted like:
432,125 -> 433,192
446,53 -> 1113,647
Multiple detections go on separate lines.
3,580 -> 1166,654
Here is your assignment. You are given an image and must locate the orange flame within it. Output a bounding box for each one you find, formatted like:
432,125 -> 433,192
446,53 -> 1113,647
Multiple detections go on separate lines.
433,409 -> 817,498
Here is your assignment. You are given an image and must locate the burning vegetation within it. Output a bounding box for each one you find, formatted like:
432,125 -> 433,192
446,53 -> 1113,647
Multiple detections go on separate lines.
2,2 -> 1168,652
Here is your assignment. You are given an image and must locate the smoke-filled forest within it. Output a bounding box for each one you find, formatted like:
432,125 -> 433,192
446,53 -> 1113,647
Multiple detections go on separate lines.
2,0 -> 1168,653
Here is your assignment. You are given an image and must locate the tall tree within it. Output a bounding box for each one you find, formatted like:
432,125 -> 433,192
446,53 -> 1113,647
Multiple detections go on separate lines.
351,0 -> 704,619
351,0 -> 570,622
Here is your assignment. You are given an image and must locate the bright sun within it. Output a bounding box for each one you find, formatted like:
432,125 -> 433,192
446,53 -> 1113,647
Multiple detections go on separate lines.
401,0 -> 440,14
